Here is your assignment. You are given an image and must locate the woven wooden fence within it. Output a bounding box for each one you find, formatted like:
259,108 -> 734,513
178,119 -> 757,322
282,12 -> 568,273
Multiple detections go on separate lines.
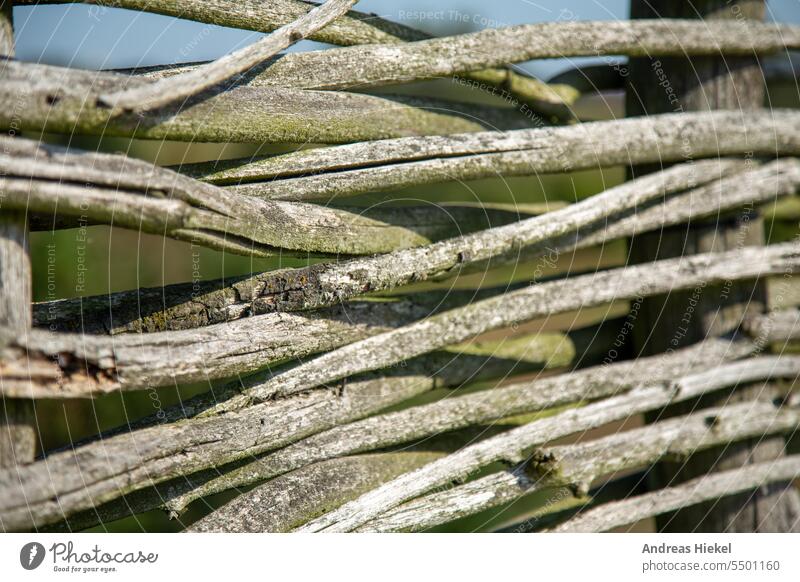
1,0 -> 800,532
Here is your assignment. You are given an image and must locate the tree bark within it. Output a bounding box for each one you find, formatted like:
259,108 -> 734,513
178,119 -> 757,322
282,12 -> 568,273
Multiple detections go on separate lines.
627,0 -> 800,532
0,0 -> 36,469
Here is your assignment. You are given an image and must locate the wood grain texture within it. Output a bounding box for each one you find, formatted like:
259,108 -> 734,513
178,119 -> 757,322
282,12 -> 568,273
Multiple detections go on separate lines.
215,242 -> 800,411
135,19 -> 800,94
186,451 -> 447,533
2,136 -> 541,257
216,111 -> 800,201
359,401 -> 800,532
2,300 -> 577,397
161,338 -> 756,514
548,51 -> 800,101
125,159 -> 755,322
552,456 -> 800,532
18,243 -> 798,401
299,358 -> 800,532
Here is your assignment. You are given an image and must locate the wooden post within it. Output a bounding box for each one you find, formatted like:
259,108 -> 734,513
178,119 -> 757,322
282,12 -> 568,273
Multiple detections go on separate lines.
627,0 -> 800,531
0,0 -> 36,470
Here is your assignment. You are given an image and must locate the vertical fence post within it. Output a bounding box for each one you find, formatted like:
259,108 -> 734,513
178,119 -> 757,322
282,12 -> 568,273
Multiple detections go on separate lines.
627,0 -> 800,531
0,0 -> 36,471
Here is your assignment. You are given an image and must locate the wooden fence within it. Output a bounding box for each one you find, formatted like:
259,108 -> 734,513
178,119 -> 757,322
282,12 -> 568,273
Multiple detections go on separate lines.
1,0 -> 800,532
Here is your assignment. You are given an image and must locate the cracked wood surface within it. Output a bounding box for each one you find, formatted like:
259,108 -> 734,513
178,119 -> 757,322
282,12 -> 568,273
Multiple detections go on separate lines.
214,243 -> 800,411
7,285 -> 587,397
17,247 -> 797,400
27,199 -> 541,255
186,451 -> 448,533
0,336 -> 763,530
37,157 -> 800,335
6,2 -> 800,536
0,2 -> 36,469
624,0 -> 800,535
2,304 -> 432,397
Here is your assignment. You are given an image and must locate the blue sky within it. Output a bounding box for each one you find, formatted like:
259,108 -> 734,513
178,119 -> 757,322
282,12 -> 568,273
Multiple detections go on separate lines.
12,1 -> 800,79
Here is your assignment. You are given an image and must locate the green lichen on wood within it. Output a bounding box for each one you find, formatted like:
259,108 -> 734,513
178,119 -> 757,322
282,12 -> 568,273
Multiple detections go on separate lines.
0,61 -> 531,144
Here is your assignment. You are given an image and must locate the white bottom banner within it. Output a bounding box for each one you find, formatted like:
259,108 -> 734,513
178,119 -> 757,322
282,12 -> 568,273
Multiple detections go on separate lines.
1,533 -> 798,581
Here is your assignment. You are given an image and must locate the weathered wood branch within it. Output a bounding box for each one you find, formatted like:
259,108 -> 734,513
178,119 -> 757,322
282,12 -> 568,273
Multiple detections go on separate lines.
298,358 -> 800,532
52,425 -> 515,532
83,158 -> 741,327
574,159 -> 800,250
162,338 -> 755,514
3,179 -> 532,258
184,426 -> 525,533
2,303 -> 429,397
464,157 -> 800,276
626,0 -> 798,534
2,297 -> 579,397
131,20 -> 800,94
98,0 -> 357,113
32,279 -> 528,336
22,239 -> 797,401
216,242 -> 800,412
0,61 -> 530,144
186,451 -> 447,533
25,336 -> 758,530
181,110 -> 780,185
357,401 -> 800,532
0,0 -> 36,470
0,330 -> 571,531
26,199 -> 543,245
198,111 -> 800,201
21,0 -> 576,118
39,157 -> 800,334
58,319 -> 619,451
28,6 -> 800,121
551,456 -> 800,532
3,136 -> 541,257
